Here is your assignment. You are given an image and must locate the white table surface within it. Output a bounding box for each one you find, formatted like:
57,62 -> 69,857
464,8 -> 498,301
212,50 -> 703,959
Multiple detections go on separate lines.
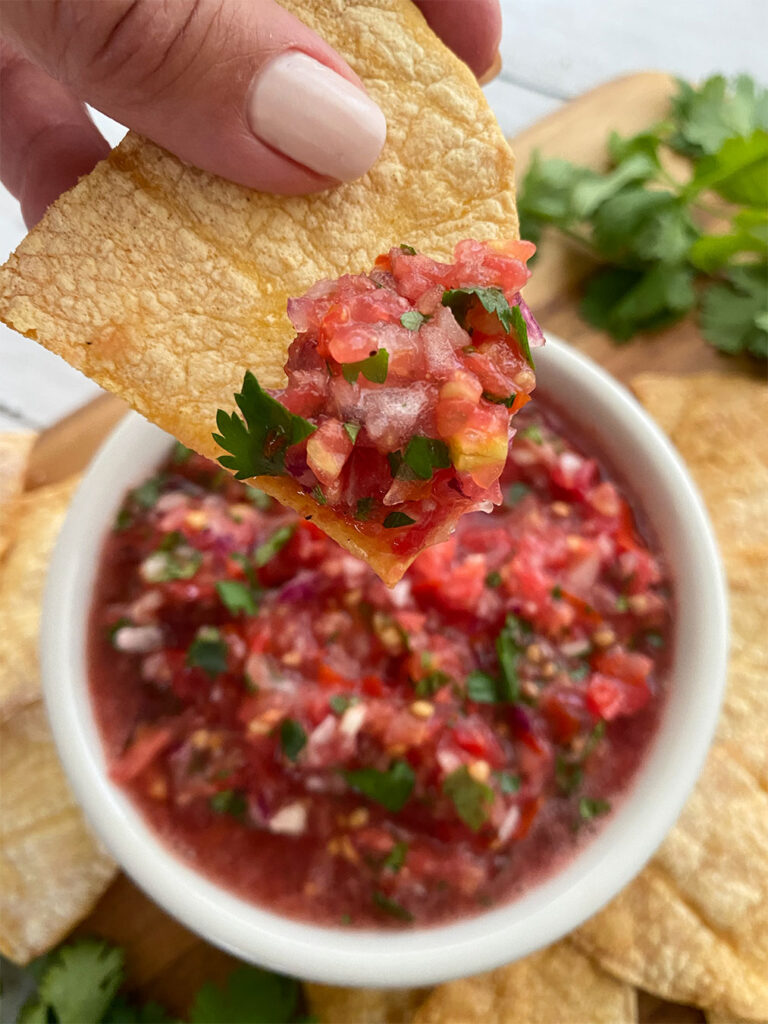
1,0 -> 765,433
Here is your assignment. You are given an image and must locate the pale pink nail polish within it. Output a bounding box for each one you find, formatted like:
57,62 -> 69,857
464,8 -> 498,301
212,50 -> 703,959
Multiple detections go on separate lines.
248,51 -> 387,182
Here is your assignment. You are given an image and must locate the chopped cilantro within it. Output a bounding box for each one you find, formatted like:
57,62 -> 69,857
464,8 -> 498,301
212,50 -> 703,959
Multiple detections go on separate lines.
482,390 -> 517,407
209,789 -> 247,818
144,541 -> 203,582
341,348 -> 389,383
615,594 -> 630,612
354,497 -> 374,521
504,481 -> 531,505
114,506 -> 133,531
187,626 -> 228,677
443,766 -> 494,832
172,440 -> 194,464
551,584 -> 563,600
414,669 -> 450,697
189,965 -> 304,1024
329,694 -> 358,715
340,913 -> 352,925
399,243 -> 417,255
311,484 -> 327,505
402,435 -> 451,480
19,940 -> 124,1024
244,485 -> 273,510
345,759 -> 415,812
570,662 -> 590,682
343,422 -> 361,443
486,570 -> 503,588
466,670 -> 500,703
130,476 -> 163,509
213,370 -> 316,480
254,524 -> 296,566
555,754 -> 583,796
521,424 -> 543,444
279,719 -> 307,762
400,310 -> 430,330
372,890 -> 413,922
382,510 -> 416,529
495,614 -> 523,702
578,796 -> 612,821
645,631 -> 666,648
383,840 -> 408,873
510,304 -> 535,368
216,580 -> 258,616
441,285 -> 515,333
495,771 -> 521,794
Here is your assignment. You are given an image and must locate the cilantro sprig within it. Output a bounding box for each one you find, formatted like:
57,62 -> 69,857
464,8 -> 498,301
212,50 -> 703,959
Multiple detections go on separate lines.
518,75 -> 768,359
441,287 -> 535,368
214,371 -> 316,480
13,937 -> 308,1024
344,759 -> 415,812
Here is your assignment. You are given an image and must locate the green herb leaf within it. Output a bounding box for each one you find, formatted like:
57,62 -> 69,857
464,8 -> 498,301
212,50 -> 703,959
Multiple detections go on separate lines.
187,626 -> 228,677
485,571 -> 503,588
496,771 -> 521,794
382,510 -> 416,529
279,719 -> 307,762
578,796 -> 612,821
504,481 -> 531,506
466,670 -> 500,704
383,840 -> 408,873
34,940 -> 125,1024
343,422 -> 361,443
400,310 -> 430,331
482,390 -> 517,407
555,754 -> 583,796
401,436 -> 451,480
355,497 -> 374,521
520,425 -> 543,444
209,789 -> 247,818
130,477 -> 163,509
441,285 -> 515,334
329,694 -> 358,715
414,670 -> 450,697
254,524 -> 296,567
143,540 -> 203,583
495,614 -> 523,702
216,580 -> 258,616
345,760 -> 415,812
172,440 -> 194,464
244,485 -> 273,510
670,74 -> 768,157
510,304 -> 535,368
443,766 -> 494,831
399,243 -> 417,255
213,371 -> 316,480
372,890 -> 413,922
341,348 -> 389,383
311,484 -> 328,505
699,265 -> 768,359
189,965 -> 303,1024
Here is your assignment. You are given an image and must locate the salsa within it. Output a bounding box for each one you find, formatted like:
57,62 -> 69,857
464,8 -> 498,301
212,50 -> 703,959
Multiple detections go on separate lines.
213,240 -> 543,578
89,403 -> 671,928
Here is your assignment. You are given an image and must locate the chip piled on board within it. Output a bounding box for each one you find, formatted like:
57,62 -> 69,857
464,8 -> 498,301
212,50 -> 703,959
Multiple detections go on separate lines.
0,0 -> 523,584
0,432 -> 34,561
572,373 -> 768,1021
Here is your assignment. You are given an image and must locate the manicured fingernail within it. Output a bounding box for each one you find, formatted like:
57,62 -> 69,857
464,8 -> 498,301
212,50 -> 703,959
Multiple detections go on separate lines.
479,51 -> 502,86
248,51 -> 387,182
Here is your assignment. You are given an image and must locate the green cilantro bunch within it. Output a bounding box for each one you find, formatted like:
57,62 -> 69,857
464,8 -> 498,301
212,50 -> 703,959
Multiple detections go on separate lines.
518,74 -> 768,359
4,938 -> 309,1024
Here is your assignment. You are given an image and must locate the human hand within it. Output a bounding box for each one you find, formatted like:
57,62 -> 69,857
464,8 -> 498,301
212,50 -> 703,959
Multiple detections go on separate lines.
0,0 -> 501,227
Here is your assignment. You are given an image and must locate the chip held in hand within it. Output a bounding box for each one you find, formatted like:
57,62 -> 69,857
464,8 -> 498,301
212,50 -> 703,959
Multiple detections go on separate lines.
213,240 -> 542,584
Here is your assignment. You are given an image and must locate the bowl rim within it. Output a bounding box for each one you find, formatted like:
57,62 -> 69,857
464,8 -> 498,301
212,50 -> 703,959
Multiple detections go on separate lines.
41,336 -> 728,987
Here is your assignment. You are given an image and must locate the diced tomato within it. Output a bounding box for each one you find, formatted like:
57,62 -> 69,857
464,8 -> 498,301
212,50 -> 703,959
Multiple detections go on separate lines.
448,404 -> 509,488
436,372 -> 483,437
587,673 -> 651,720
110,725 -> 174,783
306,419 -> 354,487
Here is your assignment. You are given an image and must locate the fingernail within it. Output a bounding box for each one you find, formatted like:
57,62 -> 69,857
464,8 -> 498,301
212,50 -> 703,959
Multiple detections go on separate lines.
248,51 -> 387,182
479,51 -> 502,86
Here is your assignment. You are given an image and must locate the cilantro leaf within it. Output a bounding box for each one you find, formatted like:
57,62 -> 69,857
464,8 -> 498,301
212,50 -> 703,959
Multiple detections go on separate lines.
578,796 -> 612,821
130,477 -> 163,510
670,74 -> 768,157
187,626 -> 228,676
209,789 -> 247,818
189,965 -> 303,1024
382,510 -> 415,529
354,497 -> 374,521
400,310 -> 430,330
341,349 -> 389,383
36,940 -> 124,1024
443,766 -> 494,831
442,285 -> 515,334
172,441 -> 194,465
383,840 -> 408,873
213,371 -> 316,480
143,541 -> 203,583
687,129 -> 768,205
345,759 -> 415,812
329,694 -> 358,715
496,771 -> 521,794
254,524 -> 295,567
495,614 -> 523,702
510,304 -> 535,368
465,670 -> 499,703
399,243 -> 417,255
279,718 -> 307,761
372,890 -> 414,922
216,580 -> 258,616
700,266 -> 768,358
401,436 -> 451,480
504,481 -> 531,506
343,422 -> 361,443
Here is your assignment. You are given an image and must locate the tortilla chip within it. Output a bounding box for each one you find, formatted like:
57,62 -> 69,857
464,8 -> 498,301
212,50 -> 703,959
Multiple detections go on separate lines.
0,0 -> 517,585
0,432 -> 35,561
707,1013 -> 768,1024
305,984 -> 429,1023
0,476 -> 79,719
412,939 -> 637,1024
0,701 -> 117,964
572,373 -> 768,1020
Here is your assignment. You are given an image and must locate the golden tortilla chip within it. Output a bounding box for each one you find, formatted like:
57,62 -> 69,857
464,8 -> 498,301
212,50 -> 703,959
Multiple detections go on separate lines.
0,431 -> 35,561
707,1013 -> 768,1024
412,939 -> 637,1024
0,701 -> 117,964
0,476 -> 79,719
572,373 -> 768,1020
305,984 -> 429,1023
0,0 -> 518,585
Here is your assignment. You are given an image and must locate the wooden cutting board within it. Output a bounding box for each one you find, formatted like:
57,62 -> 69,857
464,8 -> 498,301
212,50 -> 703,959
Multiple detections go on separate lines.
21,72 -> 746,1019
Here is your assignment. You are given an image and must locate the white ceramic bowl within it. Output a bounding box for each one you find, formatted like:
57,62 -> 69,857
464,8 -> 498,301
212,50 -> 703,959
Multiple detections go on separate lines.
41,336 -> 728,988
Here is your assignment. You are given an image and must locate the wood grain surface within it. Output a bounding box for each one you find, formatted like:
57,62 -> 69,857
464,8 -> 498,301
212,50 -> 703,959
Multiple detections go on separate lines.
26,72 -> 741,1020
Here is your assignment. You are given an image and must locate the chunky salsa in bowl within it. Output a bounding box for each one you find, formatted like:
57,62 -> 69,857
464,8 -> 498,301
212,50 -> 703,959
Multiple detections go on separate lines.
88,397 -> 671,930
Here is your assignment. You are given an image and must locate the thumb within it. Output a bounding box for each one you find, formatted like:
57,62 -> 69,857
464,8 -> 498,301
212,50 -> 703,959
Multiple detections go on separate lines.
0,0 -> 387,193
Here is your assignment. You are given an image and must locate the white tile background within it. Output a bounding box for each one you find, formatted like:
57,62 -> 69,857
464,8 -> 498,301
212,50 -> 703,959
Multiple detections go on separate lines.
1,0 -> 765,431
